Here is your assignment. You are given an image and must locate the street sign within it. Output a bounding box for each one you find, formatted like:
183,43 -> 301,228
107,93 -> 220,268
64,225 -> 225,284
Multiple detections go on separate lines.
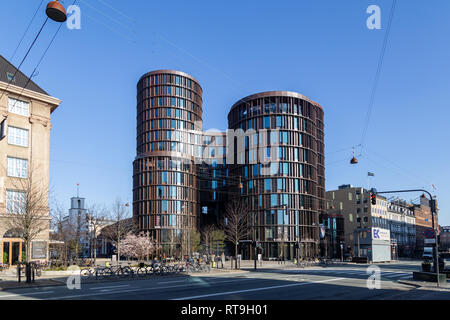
372,227 -> 390,241
424,228 -> 435,239
424,239 -> 436,244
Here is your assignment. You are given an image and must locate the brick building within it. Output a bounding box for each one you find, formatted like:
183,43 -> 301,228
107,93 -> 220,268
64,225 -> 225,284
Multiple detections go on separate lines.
412,194 -> 439,257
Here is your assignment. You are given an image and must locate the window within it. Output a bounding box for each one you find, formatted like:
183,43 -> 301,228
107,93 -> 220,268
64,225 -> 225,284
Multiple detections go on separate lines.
264,179 -> 271,191
277,178 -> 284,191
265,210 -> 275,224
7,157 -> 28,178
157,186 -> 164,198
8,98 -> 29,116
161,171 -> 168,183
6,190 -> 26,214
277,210 -> 284,225
7,126 -> 28,147
271,194 -> 278,207
7,72 -> 15,82
264,116 -> 271,129
276,116 -> 284,128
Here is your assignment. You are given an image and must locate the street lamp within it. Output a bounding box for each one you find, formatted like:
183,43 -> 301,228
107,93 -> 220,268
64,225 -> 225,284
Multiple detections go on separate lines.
46,1 -> 67,22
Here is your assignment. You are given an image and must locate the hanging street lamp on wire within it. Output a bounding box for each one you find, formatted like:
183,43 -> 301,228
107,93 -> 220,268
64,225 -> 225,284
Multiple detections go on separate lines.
46,0 -> 67,22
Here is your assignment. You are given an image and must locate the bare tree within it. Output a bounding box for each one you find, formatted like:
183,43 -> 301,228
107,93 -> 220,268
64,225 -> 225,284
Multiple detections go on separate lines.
86,204 -> 109,265
5,170 -> 50,263
102,198 -> 133,264
221,199 -> 249,269
50,201 -> 71,267
201,224 -> 216,255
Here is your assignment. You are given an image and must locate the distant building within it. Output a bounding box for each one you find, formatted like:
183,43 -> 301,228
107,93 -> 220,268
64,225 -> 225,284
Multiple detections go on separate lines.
133,70 -> 326,260
63,196 -> 114,258
62,196 -> 89,258
0,55 -> 61,265
98,218 -> 134,258
326,184 -> 391,262
412,194 -> 439,256
319,211 -> 344,259
387,199 -> 416,257
439,226 -> 450,252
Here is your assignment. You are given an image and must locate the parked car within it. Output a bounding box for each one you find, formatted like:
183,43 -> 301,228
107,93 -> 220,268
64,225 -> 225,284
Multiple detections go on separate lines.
441,253 -> 450,271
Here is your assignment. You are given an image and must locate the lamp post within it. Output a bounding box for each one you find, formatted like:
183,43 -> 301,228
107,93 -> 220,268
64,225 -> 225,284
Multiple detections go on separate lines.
357,220 -> 362,258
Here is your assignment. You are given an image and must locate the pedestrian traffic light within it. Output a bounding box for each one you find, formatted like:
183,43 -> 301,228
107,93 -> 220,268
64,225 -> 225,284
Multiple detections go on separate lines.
370,193 -> 376,205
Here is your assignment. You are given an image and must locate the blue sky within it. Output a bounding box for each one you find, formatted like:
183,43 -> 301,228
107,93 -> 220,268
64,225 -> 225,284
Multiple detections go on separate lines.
1,0 -> 448,224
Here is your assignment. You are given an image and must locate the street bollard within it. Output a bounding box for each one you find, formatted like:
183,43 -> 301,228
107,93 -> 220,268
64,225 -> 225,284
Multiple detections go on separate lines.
17,263 -> 21,283
25,262 -> 32,283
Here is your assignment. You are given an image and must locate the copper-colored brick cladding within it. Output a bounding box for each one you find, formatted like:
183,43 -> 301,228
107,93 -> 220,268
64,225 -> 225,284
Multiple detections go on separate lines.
227,91 -> 325,259
133,70 -> 203,251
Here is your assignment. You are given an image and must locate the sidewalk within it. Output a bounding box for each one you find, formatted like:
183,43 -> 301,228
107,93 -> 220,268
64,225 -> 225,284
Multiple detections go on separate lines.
0,278 -> 66,290
398,279 -> 450,290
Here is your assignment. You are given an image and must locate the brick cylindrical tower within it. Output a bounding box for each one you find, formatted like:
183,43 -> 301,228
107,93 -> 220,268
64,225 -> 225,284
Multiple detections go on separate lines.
227,91 -> 325,259
133,70 -> 203,256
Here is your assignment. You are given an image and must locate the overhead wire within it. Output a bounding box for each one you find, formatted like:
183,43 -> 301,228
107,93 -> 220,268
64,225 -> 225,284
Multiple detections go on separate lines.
358,0 -> 397,156
8,18 -> 65,111
0,16 -> 49,102
9,0 -> 45,63
6,0 -> 79,111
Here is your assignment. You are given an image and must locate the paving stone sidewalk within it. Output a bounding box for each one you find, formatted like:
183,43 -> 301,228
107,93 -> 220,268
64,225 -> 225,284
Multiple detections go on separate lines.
398,279 -> 450,290
0,278 -> 66,290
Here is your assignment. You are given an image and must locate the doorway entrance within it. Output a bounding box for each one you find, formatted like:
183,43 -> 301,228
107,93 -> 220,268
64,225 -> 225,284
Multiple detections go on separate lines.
1,229 -> 24,266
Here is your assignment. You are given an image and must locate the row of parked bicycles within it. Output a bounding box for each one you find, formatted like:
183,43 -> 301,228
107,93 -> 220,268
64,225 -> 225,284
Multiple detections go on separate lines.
292,258 -> 334,268
80,260 -> 211,279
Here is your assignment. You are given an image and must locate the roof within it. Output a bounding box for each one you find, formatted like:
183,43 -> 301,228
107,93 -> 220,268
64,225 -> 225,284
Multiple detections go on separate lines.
229,91 -> 324,112
0,54 -> 49,96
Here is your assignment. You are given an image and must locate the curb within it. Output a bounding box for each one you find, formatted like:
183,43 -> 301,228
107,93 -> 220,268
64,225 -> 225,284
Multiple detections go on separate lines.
397,279 -> 449,289
397,280 -> 422,288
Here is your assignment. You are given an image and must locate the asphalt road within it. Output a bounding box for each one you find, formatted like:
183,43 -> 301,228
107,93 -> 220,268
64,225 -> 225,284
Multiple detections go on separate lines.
1,261 -> 449,300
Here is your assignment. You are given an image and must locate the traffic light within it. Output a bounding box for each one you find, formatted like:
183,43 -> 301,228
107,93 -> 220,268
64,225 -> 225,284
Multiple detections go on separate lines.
370,193 -> 376,205
429,199 -> 436,213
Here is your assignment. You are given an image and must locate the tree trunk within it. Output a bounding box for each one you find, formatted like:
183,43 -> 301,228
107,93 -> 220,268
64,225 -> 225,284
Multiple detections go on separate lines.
117,238 -> 120,266
235,243 -> 238,269
93,237 -> 97,265
26,240 -> 31,263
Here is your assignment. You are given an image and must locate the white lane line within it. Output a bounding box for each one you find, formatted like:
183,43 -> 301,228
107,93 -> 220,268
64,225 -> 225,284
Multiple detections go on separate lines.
89,284 -> 130,290
0,291 -> 54,299
172,277 -> 346,300
49,278 -> 258,300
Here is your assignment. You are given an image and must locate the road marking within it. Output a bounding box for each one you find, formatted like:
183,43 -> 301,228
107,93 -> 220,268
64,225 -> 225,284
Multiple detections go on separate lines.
172,277 -> 346,300
49,277 -> 258,300
0,291 -> 54,299
89,284 -> 130,290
